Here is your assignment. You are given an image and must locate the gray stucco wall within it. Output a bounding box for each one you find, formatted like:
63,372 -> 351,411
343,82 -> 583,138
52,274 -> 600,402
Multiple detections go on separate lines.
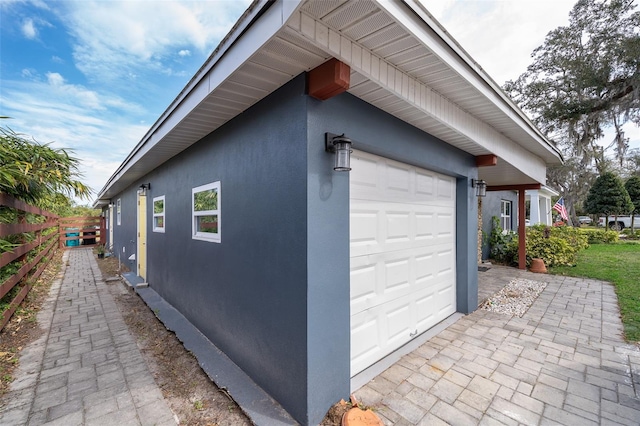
110,189 -> 138,273
481,190 -> 518,260
109,74 -> 481,425
112,76 -> 311,423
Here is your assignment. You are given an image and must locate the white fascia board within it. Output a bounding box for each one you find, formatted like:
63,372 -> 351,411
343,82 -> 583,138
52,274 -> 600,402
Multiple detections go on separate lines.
383,0 -> 562,163
96,0 -> 304,200
289,10 -> 548,184
540,186 -> 560,197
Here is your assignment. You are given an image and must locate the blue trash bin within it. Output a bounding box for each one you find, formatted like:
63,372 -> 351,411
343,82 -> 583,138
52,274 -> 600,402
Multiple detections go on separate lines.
66,228 -> 80,247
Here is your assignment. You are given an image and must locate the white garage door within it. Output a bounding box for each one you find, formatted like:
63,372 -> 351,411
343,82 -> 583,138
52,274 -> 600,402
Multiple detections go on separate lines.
350,151 -> 457,375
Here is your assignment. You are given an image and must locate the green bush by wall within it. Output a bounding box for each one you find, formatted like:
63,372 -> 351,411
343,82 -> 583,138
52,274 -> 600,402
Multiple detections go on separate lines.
488,219 -> 591,267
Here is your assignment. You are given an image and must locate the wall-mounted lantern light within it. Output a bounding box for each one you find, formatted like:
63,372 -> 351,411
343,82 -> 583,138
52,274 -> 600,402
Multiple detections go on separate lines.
325,133 -> 353,171
138,183 -> 151,195
472,179 -> 487,197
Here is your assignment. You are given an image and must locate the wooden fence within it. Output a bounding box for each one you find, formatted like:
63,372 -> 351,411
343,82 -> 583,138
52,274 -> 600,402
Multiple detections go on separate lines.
0,194 -> 59,330
58,216 -> 105,249
0,195 -> 107,331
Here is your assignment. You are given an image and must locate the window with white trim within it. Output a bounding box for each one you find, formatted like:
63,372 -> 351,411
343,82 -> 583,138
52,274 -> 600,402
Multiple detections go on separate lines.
501,200 -> 511,231
153,196 -> 165,233
192,182 -> 220,242
117,199 -> 122,226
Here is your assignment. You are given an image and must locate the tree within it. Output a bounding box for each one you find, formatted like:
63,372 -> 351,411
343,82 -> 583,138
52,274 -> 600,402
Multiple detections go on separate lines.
623,148 -> 640,178
504,0 -> 640,223
505,0 -> 640,172
625,175 -> 640,230
546,157 -> 598,224
0,125 -> 90,205
584,172 -> 634,227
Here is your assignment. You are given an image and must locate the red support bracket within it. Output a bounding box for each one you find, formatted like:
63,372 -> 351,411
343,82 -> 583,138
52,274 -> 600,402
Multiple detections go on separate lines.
308,58 -> 350,101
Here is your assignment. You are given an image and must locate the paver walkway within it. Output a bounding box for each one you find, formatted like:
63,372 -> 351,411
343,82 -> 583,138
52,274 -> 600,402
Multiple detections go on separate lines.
355,267 -> 640,425
0,248 -> 176,425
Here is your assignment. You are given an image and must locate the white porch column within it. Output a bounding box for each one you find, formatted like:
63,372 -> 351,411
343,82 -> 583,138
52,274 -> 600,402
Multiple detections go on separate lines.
529,190 -> 540,225
543,197 -> 552,225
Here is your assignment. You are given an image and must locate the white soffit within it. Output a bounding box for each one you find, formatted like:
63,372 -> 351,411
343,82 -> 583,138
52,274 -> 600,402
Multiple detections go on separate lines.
290,0 -> 555,183
96,0 -> 560,202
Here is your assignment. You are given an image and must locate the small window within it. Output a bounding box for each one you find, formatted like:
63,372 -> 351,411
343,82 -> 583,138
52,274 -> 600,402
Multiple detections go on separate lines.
501,200 -> 511,231
153,196 -> 165,233
192,182 -> 220,242
117,199 -> 122,226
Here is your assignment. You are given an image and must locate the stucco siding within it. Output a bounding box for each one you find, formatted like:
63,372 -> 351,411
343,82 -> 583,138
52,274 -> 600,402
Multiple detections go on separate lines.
109,75 -> 481,426
110,189 -> 138,273
481,190 -> 518,260
113,75 -> 310,423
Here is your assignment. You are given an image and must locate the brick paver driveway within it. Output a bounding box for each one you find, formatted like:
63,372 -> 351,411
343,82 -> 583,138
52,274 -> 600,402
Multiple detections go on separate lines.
355,269 -> 640,425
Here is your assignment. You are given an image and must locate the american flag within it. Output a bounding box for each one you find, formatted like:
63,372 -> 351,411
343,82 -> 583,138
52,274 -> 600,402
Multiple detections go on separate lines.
553,197 -> 569,221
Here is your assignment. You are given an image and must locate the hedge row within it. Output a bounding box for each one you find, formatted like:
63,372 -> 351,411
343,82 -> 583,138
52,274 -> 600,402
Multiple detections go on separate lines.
488,220 -> 619,267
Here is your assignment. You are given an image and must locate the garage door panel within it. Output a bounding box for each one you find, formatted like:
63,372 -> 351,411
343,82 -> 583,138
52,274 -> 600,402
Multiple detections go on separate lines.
386,163 -> 412,194
414,252 -> 435,284
386,212 -> 411,242
351,210 -> 379,245
437,176 -> 455,200
350,202 -> 454,258
386,302 -> 412,343
350,244 -> 452,313
351,315 -> 380,366
351,152 -> 446,205
415,170 -> 435,197
350,264 -> 377,309
436,248 -> 455,277
351,293 -> 416,374
436,212 -> 455,238
351,151 -> 457,376
415,289 -> 437,331
384,257 -> 411,293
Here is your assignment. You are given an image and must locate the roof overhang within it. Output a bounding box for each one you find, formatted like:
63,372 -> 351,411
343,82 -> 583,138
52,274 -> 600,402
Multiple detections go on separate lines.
94,0 -> 562,206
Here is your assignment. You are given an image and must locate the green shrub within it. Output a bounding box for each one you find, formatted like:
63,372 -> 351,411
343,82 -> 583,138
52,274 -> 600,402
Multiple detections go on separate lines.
488,217 -> 519,264
587,228 -> 620,244
525,224 -> 587,267
621,229 -> 640,240
487,221 -> 590,267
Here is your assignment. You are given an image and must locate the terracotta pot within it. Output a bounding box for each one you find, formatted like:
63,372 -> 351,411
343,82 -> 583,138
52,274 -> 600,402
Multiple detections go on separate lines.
342,395 -> 383,426
530,258 -> 547,273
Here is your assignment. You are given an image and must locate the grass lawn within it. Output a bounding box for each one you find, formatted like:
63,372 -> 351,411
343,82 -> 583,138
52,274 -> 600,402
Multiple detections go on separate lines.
551,242 -> 640,342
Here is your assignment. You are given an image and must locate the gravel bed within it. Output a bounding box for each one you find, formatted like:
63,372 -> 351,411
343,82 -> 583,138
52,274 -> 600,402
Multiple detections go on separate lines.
481,278 -> 547,317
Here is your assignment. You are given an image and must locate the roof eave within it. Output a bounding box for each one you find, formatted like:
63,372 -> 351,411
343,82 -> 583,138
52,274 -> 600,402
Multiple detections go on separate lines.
398,0 -> 563,164
94,0 -> 281,203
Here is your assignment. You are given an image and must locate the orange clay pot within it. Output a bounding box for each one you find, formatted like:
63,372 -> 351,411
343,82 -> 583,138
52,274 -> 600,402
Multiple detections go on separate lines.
530,258 -> 547,273
342,395 -> 383,426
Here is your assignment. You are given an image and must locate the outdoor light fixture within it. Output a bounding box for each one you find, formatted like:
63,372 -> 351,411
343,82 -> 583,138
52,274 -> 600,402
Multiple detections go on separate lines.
325,133 -> 353,171
472,179 -> 487,197
138,183 -> 151,195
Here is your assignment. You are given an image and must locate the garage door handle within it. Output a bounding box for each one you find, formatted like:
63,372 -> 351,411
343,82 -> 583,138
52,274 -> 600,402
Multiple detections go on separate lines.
409,330 -> 418,337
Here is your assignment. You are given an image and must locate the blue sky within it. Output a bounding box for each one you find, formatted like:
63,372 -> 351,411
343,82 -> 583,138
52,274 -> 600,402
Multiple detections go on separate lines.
1,0 -> 638,204
1,0 -> 251,202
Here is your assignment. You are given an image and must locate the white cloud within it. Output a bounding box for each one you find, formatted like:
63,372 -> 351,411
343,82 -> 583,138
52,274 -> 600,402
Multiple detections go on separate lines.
46,71 -> 64,86
51,55 -> 64,63
1,79 -> 150,198
21,68 -> 37,78
178,49 -> 191,57
428,0 -> 575,85
21,18 -> 37,39
427,0 -> 639,149
54,0 -> 252,83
